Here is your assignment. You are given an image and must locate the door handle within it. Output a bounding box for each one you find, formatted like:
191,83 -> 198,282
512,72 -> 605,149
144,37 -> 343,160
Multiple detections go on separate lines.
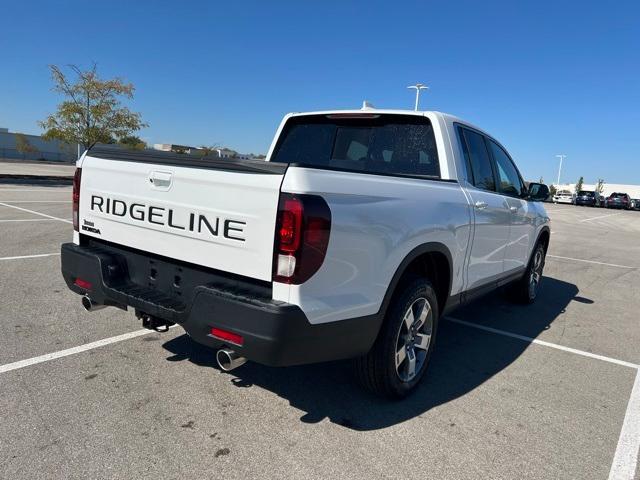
474,201 -> 488,210
509,206 -> 518,213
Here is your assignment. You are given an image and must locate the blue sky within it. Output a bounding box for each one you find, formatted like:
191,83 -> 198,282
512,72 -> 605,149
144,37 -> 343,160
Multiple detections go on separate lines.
1,0 -> 638,184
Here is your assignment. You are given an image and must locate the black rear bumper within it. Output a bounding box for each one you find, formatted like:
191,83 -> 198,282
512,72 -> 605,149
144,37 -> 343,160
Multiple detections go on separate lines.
60,241 -> 380,366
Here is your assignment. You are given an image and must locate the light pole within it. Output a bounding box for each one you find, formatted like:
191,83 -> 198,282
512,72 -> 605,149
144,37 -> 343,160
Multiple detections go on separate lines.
555,154 -> 566,186
407,83 -> 429,111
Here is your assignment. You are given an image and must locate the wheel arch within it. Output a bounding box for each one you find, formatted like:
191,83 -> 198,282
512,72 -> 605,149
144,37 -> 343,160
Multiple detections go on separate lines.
378,242 -> 453,321
524,226 -> 551,271
535,226 -> 551,253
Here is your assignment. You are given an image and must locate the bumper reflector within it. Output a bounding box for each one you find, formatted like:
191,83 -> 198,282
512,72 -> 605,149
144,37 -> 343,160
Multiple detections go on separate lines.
74,278 -> 92,290
210,327 -> 244,346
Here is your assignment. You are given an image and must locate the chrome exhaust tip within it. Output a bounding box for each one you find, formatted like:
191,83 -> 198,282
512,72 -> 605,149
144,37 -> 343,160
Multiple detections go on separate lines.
216,348 -> 247,372
82,295 -> 106,312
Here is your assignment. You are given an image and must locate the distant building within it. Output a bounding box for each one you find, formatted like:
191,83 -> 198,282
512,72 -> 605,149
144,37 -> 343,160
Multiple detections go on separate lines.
0,128 -> 78,163
153,143 -> 200,154
217,149 -> 265,160
216,148 -> 238,158
152,143 -> 265,161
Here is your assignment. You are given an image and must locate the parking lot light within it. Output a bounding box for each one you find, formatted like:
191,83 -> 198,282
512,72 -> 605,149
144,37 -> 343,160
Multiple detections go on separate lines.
407,83 -> 429,111
555,154 -> 566,186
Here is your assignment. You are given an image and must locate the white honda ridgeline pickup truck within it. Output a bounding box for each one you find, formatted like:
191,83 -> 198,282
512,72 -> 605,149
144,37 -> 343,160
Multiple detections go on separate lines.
61,108 -> 550,398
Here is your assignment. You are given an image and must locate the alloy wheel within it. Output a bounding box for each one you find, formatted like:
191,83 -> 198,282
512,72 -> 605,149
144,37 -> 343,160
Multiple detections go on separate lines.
528,249 -> 544,299
394,297 -> 433,382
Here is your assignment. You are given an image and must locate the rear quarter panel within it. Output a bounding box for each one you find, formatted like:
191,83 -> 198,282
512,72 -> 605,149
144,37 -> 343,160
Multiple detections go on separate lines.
275,167 -> 472,324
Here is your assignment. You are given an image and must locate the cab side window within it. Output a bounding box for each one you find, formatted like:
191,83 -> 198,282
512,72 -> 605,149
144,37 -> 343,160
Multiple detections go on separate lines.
459,127 -> 496,191
488,140 -> 523,197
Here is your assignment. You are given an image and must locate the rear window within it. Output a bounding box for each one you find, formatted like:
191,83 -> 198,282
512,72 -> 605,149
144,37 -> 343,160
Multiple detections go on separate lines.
271,114 -> 440,178
578,191 -> 594,197
610,192 -> 627,198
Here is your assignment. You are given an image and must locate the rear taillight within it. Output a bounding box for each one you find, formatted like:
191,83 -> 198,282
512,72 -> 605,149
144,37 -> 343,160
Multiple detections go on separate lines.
72,168 -> 82,231
278,197 -> 303,253
273,193 -> 331,284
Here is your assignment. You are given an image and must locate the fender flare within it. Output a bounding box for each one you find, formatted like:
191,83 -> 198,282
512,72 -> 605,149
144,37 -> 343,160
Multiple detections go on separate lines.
526,226 -> 551,268
535,225 -> 551,250
377,242 -> 453,319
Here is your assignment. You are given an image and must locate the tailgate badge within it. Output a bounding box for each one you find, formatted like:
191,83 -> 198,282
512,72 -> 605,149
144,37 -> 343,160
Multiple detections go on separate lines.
148,171 -> 173,190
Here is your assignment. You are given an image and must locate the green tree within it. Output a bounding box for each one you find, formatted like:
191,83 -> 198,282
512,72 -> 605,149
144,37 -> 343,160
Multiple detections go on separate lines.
39,64 -> 148,150
595,178 -> 605,194
549,185 -> 558,197
14,133 -> 39,157
574,176 -> 584,194
118,135 -> 146,150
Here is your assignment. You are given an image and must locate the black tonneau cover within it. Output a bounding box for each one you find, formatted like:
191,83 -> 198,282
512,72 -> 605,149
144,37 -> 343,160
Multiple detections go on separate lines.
87,145 -> 287,175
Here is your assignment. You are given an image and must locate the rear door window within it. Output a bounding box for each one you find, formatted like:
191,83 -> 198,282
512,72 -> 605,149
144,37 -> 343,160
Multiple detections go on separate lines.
271,115 -> 441,178
458,127 -> 496,191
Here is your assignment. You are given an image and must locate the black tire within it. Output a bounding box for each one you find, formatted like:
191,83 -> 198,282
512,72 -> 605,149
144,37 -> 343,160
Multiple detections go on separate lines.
354,277 -> 439,399
509,242 -> 546,304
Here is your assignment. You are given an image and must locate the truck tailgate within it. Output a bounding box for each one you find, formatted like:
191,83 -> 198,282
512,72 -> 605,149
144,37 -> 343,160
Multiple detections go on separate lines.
78,149 -> 287,281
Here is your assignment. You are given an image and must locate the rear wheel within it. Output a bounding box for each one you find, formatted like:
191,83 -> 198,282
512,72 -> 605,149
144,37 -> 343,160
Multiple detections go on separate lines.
509,242 -> 546,304
354,278 -> 438,399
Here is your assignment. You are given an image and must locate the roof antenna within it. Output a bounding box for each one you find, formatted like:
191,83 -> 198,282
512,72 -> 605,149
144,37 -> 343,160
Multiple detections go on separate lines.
361,100 -> 375,110
407,83 -> 429,111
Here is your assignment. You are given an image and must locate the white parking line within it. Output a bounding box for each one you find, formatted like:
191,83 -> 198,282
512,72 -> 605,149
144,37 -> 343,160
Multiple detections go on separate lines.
609,371 -> 640,480
547,254 -> 635,270
0,202 -> 72,223
0,327 -> 177,374
579,212 -> 623,222
0,253 -> 61,261
0,218 -> 58,223
0,307 -> 635,476
0,189 -> 70,192
0,312 -> 634,477
447,317 -> 639,369
0,200 -> 70,203
3,316 -> 633,381
448,317 -> 640,480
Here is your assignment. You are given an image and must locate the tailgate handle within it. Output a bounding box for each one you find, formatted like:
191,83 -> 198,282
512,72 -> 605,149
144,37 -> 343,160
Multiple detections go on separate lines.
148,171 -> 173,190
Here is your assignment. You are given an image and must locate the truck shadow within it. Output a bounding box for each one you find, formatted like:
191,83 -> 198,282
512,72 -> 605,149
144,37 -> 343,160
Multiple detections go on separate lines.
162,276 -> 580,431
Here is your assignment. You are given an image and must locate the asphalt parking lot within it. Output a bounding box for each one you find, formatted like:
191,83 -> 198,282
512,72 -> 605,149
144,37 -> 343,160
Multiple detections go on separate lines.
0,180 -> 638,480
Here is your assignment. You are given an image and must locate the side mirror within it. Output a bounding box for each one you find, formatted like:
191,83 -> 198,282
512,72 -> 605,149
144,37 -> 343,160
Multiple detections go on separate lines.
527,183 -> 549,202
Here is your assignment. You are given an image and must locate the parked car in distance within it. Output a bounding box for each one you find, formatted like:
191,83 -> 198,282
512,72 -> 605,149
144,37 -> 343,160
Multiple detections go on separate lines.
630,198 -> 640,211
605,192 -> 631,209
574,190 -> 599,207
553,190 -> 574,204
